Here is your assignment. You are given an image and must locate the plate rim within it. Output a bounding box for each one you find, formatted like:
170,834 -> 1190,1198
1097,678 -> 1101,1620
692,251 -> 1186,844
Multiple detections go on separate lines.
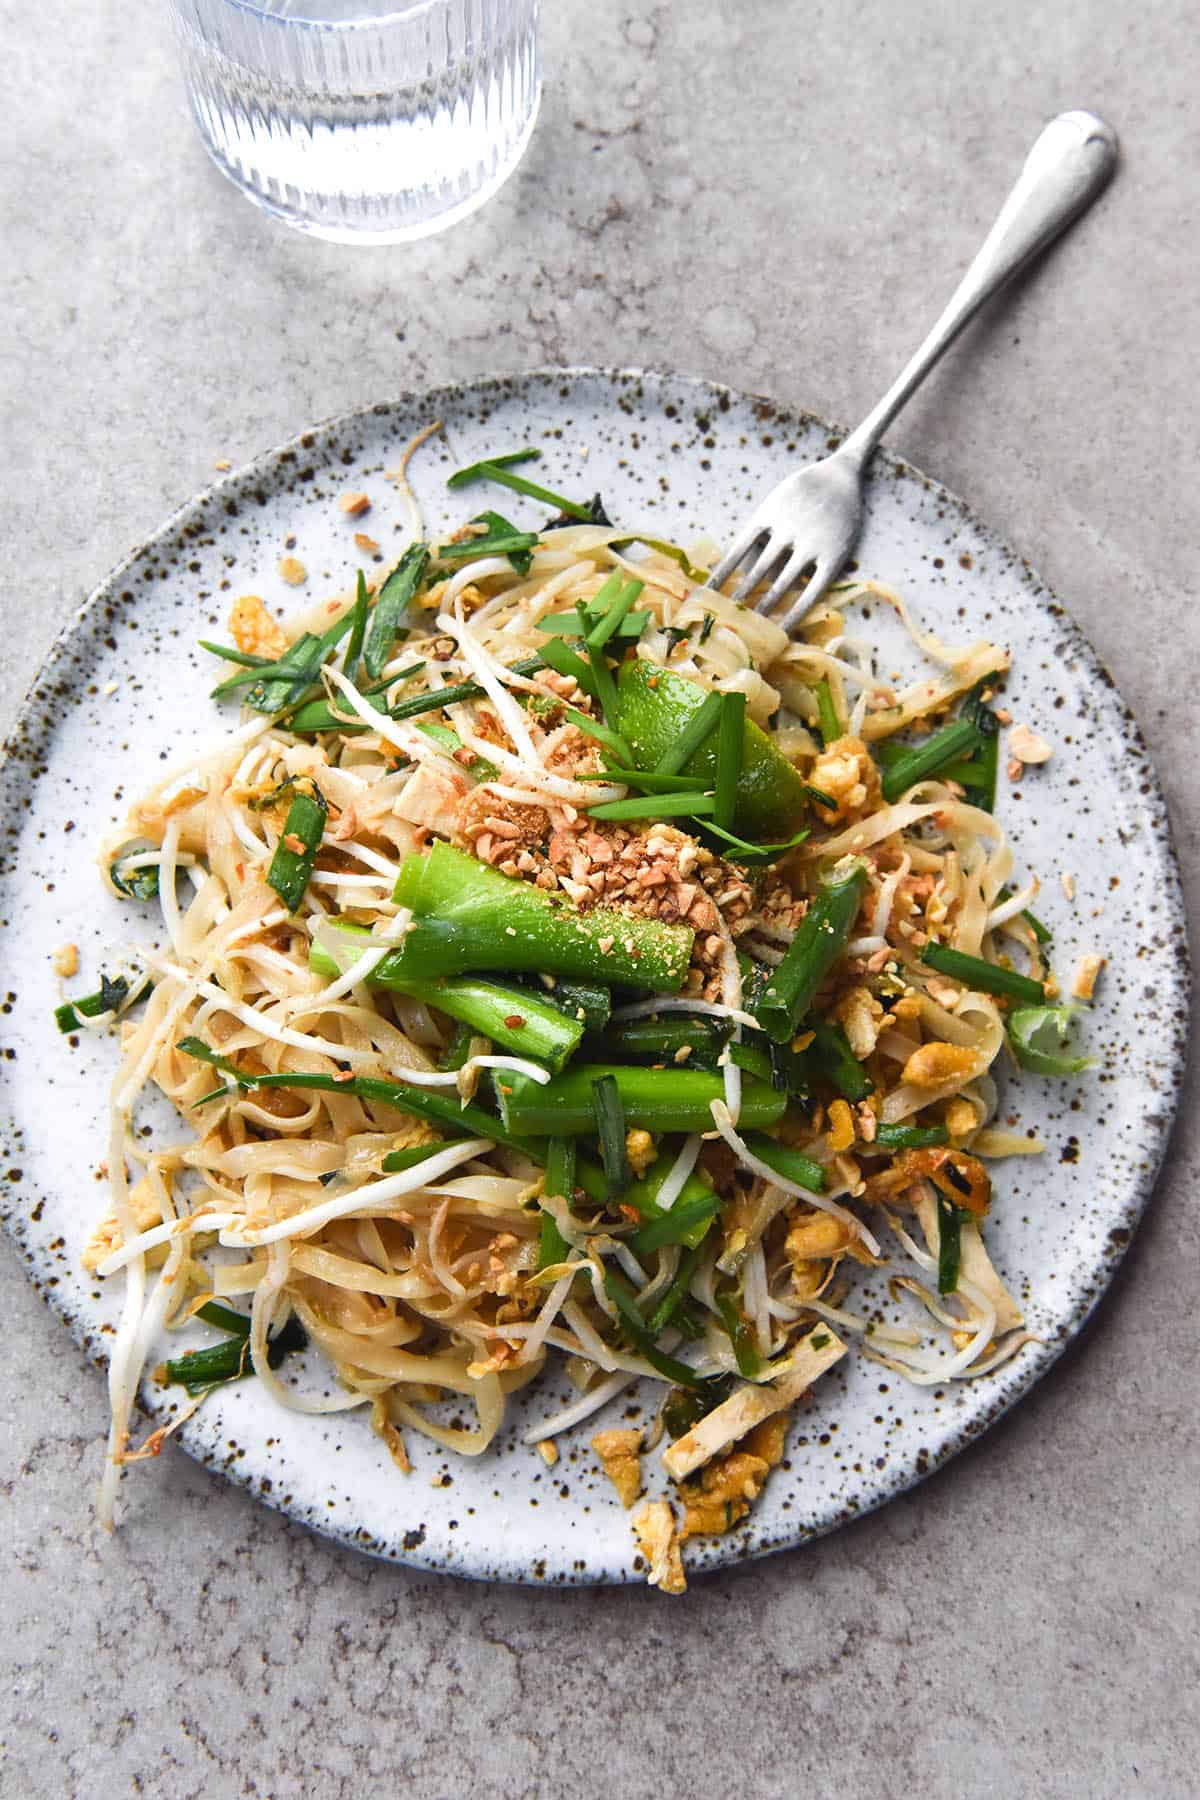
1,364 -> 1190,1584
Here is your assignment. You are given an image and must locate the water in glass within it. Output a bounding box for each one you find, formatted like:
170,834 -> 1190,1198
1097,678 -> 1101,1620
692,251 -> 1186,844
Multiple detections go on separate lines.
167,0 -> 541,243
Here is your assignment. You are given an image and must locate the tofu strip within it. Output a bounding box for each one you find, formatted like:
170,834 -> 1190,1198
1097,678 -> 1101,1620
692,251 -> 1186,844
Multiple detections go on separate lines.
661,1327 -> 848,1482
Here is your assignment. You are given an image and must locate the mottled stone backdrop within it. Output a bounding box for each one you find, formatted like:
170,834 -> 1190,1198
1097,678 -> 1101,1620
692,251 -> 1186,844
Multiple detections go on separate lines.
2,2 -> 1196,1795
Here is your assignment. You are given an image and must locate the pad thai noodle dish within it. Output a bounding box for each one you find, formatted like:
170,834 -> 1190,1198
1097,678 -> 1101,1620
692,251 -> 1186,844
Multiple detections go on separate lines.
60,437 -> 1098,1592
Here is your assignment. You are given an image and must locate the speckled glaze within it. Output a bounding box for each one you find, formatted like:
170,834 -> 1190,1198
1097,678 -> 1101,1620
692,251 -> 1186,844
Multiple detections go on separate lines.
0,369 -> 1188,1585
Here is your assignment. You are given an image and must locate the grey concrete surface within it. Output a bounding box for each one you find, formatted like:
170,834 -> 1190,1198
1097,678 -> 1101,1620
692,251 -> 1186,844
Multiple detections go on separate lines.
2,2 -> 1198,1795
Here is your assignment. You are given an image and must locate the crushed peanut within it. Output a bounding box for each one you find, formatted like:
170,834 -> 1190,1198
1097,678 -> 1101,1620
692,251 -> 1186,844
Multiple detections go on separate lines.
1009,723 -> 1053,765
278,555 -> 307,586
1071,953 -> 1105,1002
52,943 -> 79,979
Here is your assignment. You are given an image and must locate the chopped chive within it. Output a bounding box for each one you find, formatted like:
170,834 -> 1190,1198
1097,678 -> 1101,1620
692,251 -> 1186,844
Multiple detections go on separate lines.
194,1300 -> 251,1336
199,641 -> 272,669
447,450 -> 594,522
742,1133 -> 827,1192
584,767 -> 707,794
536,636 -> 598,702
343,569 -> 369,681
447,448 -> 542,487
716,1291 -> 762,1378
646,1240 -> 707,1334
609,535 -> 709,582
54,973 -> 131,1033
815,677 -> 841,746
266,785 -> 327,913
564,707 -> 634,765
576,601 -> 620,725
539,1136 -> 576,1269
653,689 -> 723,776
603,1269 -> 705,1387
387,654 -> 544,722
435,1019 -> 476,1073
881,717 -> 983,803
920,942 -> 1046,1005
285,662 -> 426,734
874,1121 -> 950,1150
110,853 -> 160,901
363,543 -> 429,679
937,1195 -> 969,1294
586,791 -> 716,823
586,576 -> 644,650
591,1074 -> 629,1202
702,819 -> 810,864
436,516 -> 540,570
755,865 -> 870,1043
162,1314 -> 306,1396
539,608 -> 650,642
380,1141 -> 457,1173
997,884 -> 1053,944
714,691 -> 745,831
808,1021 -> 875,1102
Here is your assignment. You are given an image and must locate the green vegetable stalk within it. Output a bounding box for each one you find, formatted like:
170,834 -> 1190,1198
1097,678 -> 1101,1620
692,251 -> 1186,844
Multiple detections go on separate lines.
921,942 -> 1046,1006
494,1063 -> 786,1137
267,785 -> 327,913
755,862 -> 869,1042
309,928 -> 583,1071
393,841 -> 694,992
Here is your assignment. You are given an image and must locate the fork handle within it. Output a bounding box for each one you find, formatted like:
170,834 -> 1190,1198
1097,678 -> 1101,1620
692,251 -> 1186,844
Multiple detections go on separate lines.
840,111 -> 1118,465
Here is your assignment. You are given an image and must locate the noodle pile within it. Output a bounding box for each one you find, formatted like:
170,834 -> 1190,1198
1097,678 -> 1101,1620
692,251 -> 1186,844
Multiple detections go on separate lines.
68,444 -> 1080,1584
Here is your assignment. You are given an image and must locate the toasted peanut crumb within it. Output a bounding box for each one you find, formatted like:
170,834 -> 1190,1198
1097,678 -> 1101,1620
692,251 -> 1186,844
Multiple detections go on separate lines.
278,555 -> 307,586
625,1127 -> 656,1176
536,1440 -> 559,1467
1006,759 -> 1023,782
1061,872 -> 1076,901
282,832 -> 306,854
354,532 -> 380,552
339,490 -> 371,516
1071,953 -> 1105,1001
53,943 -> 79,978
1009,722 -> 1053,765
214,458 -> 232,471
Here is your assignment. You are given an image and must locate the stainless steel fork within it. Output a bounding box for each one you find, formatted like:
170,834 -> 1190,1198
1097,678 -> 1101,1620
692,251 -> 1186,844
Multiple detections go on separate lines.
708,110 -> 1119,631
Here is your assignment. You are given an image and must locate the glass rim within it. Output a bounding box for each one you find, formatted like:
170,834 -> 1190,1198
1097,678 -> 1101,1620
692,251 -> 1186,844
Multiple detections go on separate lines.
208,0 -> 463,28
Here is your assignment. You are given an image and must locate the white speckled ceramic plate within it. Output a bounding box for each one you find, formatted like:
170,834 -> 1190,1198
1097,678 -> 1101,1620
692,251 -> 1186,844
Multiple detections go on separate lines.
0,370 -> 1188,1584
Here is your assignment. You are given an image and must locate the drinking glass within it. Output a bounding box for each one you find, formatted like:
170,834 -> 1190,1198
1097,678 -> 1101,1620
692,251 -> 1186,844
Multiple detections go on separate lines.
165,0 -> 541,243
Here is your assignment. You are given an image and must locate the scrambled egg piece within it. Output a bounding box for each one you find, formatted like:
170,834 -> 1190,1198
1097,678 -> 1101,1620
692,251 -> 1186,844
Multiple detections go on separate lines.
82,1175 -> 163,1273
391,1120 -> 440,1151
228,594 -> 289,660
785,1206 -> 857,1274
900,1041 -> 977,1088
632,1500 -> 687,1594
592,1428 -> 643,1508
809,735 -> 881,825
677,1415 -> 789,1539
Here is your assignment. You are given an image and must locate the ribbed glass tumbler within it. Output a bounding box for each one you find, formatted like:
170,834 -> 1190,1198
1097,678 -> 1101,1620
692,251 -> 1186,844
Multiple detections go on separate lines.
166,0 -> 541,243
